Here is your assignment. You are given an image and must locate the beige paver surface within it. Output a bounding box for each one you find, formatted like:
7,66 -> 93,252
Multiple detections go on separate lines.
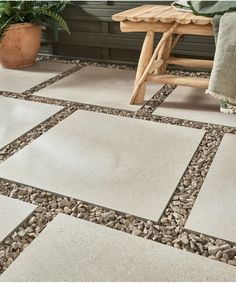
34,66 -> 162,111
0,62 -> 74,92
186,134 -> 236,243
0,62 -> 236,281
0,96 -> 61,149
153,86 -> 236,127
0,110 -> 204,220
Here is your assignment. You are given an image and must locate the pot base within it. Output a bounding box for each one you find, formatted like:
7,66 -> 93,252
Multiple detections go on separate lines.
1,61 -> 35,69
0,23 -> 41,69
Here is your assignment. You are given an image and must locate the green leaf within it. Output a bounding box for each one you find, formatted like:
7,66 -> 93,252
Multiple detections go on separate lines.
32,7 -> 70,34
0,0 -> 70,40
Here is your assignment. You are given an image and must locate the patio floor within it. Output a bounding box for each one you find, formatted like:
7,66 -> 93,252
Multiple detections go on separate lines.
0,59 -> 236,281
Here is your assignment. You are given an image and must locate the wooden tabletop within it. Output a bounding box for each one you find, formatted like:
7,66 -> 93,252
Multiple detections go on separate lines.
112,5 -> 213,25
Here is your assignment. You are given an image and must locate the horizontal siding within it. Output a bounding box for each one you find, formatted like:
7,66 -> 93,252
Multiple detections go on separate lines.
40,1 -> 215,65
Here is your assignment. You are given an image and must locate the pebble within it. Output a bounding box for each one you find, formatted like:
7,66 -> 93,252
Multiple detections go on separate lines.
59,198 -> 72,208
220,243 -> 231,251
189,233 -> 199,242
208,245 -> 221,256
173,212 -> 181,219
143,227 -> 148,235
223,253 -> 229,261
50,201 -> 57,209
174,243 -> 180,249
28,216 -> 36,225
161,237 -> 172,244
11,242 -> 18,250
215,250 -> 223,259
77,207 -> 86,213
190,241 -> 197,251
215,239 -> 225,246
180,235 -> 189,245
114,223 -> 122,230
102,211 -> 116,221
132,228 -> 142,236
172,201 -> 181,206
64,207 -> 72,214
172,238 -> 182,244
228,259 -> 236,266
224,247 -> 236,258
106,221 -> 115,228
195,243 -> 204,255
18,229 -> 26,237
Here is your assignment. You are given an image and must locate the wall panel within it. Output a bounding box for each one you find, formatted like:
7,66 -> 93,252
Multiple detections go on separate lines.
40,1 -> 215,65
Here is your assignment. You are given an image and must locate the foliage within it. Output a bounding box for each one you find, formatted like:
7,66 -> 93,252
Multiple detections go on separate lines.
0,1 -> 70,40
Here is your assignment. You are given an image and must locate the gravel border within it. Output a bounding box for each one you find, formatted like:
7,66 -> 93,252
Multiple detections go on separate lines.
0,57 -> 236,274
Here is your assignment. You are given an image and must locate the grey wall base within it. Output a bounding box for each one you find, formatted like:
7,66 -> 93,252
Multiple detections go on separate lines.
40,1 -> 215,66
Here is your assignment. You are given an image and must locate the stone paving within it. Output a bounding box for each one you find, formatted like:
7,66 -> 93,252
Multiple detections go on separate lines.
153,86 -> 236,127
1,214 -> 236,282
0,59 -> 236,281
0,96 -> 61,149
186,134 -> 236,243
0,111 -> 204,220
0,61 -> 74,93
34,66 -> 163,111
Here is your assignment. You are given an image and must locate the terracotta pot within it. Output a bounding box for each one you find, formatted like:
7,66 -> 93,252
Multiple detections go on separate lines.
0,23 -> 41,69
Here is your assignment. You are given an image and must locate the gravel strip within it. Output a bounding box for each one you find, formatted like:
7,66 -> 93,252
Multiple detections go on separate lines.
0,57 -> 236,273
135,84 -> 177,116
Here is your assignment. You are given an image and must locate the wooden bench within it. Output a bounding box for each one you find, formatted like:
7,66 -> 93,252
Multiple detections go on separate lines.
112,5 -> 214,104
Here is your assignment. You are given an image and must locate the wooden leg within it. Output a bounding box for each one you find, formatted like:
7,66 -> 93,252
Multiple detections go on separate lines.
154,35 -> 172,75
130,30 -> 154,105
154,34 -> 182,75
130,23 -> 178,105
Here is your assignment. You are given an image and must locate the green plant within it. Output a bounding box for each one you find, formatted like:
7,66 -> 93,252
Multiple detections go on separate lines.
0,1 -> 70,40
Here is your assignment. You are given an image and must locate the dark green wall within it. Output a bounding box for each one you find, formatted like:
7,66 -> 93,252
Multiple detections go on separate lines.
40,1 -> 215,65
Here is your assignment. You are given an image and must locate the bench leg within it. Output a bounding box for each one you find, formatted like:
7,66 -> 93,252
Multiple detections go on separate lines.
155,34 -> 182,75
130,23 -> 178,105
155,35 -> 172,75
130,31 -> 154,105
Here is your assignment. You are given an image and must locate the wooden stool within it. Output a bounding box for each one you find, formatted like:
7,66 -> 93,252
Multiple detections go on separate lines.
112,5 -> 214,104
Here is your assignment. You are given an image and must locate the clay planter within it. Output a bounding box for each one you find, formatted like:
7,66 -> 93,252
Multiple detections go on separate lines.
0,23 -> 41,69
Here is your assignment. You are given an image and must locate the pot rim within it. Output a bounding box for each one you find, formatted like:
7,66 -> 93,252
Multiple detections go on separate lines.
8,23 -> 41,29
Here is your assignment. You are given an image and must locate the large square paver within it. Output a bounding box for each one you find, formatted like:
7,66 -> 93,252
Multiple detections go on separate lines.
1,214 -> 236,282
153,86 -> 236,127
186,134 -> 236,243
0,111 -> 204,220
0,96 -> 61,149
0,195 -> 35,242
0,62 -> 74,93
34,66 -> 162,111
